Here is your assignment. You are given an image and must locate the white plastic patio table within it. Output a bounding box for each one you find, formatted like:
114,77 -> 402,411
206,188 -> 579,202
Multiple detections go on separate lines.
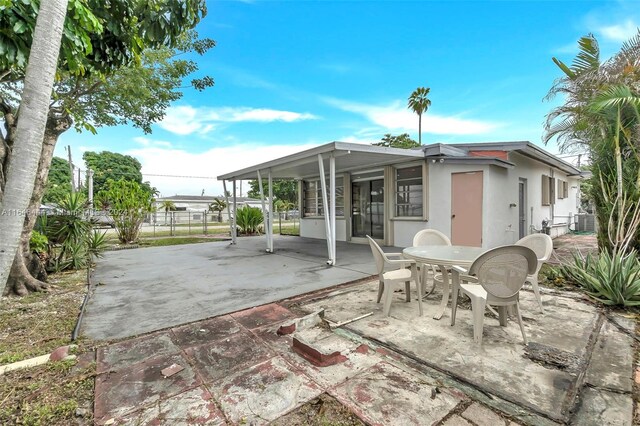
402,245 -> 486,320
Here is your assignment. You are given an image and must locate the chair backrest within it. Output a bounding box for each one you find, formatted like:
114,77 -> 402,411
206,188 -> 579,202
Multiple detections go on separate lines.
366,235 -> 386,276
468,245 -> 537,299
413,229 -> 452,247
515,233 -> 553,261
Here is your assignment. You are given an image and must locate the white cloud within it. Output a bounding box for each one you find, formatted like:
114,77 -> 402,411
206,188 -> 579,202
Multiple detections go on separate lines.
598,19 -> 639,42
126,142 -> 318,196
324,98 -> 499,135
134,136 -> 172,148
157,105 -> 318,136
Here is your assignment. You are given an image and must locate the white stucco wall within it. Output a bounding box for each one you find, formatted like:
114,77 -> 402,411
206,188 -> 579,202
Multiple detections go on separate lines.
298,151 -> 581,249
508,152 -> 581,239
300,218 -> 347,241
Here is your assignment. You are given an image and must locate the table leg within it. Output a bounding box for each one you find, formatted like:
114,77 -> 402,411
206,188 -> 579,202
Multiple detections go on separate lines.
433,263 -> 449,320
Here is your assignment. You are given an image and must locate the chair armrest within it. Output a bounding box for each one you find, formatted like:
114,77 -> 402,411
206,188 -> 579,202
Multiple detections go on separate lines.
387,258 -> 416,265
385,253 -> 404,258
451,265 -> 468,274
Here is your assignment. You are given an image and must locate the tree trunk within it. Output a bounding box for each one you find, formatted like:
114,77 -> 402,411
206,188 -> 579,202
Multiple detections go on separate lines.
4,126 -> 69,296
418,112 -> 422,145
0,0 -> 69,294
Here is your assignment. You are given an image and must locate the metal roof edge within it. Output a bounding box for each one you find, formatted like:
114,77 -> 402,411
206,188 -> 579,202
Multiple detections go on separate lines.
217,141 -> 423,180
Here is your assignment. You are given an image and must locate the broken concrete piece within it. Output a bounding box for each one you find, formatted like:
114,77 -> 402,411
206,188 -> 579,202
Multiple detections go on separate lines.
161,363 -> 184,378
292,335 -> 348,367
49,344 -> 78,362
277,309 -> 325,335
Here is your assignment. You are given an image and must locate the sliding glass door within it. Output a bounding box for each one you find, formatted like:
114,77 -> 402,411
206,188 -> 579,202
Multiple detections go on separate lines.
351,179 -> 384,239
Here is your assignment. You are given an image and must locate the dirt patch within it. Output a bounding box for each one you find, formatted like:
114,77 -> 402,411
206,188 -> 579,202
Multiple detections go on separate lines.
270,393 -> 364,426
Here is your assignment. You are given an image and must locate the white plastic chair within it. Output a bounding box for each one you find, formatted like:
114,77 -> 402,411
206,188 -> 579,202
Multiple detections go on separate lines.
412,229 -> 451,296
515,233 -> 553,313
450,245 -> 537,345
366,235 -> 423,317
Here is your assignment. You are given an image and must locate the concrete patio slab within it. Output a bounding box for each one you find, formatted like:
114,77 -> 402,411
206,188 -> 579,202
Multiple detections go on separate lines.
571,387 -> 634,426
170,315 -> 241,349
84,236 -> 385,340
184,330 -> 273,384
114,387 -> 226,426
330,361 -> 466,425
209,356 -> 323,424
585,319 -> 635,393
96,332 -> 180,374
297,280 -> 607,423
94,352 -> 201,424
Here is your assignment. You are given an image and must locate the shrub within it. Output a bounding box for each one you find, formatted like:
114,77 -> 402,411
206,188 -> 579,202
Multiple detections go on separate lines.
96,179 -> 154,243
560,250 -> 640,306
41,191 -> 107,272
235,206 -> 264,235
29,231 -> 49,255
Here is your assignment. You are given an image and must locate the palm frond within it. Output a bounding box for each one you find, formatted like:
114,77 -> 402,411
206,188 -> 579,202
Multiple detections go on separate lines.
572,34 -> 600,75
589,84 -> 640,112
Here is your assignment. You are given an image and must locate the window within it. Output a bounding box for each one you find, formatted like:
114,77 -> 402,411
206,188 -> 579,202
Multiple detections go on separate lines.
303,177 -> 344,217
563,181 -> 569,198
541,175 -> 556,206
557,179 -> 564,199
395,166 -> 423,217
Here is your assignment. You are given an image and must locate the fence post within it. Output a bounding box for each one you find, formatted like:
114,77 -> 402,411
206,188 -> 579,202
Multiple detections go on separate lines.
188,212 -> 191,235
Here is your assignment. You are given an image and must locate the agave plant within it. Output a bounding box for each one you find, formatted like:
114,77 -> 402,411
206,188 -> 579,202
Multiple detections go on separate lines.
235,206 -> 264,235
561,250 -> 640,306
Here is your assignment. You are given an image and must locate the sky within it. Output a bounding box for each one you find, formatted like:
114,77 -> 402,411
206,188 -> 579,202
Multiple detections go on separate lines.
56,0 -> 640,197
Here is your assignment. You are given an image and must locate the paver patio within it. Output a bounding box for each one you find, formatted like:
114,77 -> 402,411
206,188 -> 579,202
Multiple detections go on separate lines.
93,278 -> 636,425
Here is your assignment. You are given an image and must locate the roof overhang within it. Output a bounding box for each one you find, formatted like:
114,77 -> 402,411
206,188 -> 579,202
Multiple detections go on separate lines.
450,141 -> 582,176
217,141 -> 425,181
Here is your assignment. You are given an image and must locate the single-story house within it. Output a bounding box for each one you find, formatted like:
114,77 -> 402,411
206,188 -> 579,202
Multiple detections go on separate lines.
153,195 -> 263,223
218,141 -> 584,264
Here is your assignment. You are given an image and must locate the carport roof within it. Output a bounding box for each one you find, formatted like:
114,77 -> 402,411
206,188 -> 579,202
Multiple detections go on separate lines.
217,141 -> 424,181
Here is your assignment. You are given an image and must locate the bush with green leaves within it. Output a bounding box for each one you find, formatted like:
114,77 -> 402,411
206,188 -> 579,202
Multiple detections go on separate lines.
235,206 -> 264,235
96,179 -> 155,243
560,251 -> 640,306
41,192 -> 107,272
29,231 -> 49,255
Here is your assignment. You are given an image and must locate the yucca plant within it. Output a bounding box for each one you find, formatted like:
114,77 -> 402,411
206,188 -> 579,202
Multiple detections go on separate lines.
235,206 -> 264,235
561,250 -> 640,306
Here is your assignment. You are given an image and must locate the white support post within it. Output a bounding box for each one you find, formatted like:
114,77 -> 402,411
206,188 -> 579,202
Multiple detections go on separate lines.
232,180 -> 238,244
318,154 -> 333,264
329,154 -> 336,265
223,180 -> 235,244
268,171 -> 274,253
257,170 -> 270,252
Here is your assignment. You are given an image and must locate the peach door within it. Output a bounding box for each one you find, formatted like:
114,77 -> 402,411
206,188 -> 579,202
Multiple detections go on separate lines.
451,171 -> 483,247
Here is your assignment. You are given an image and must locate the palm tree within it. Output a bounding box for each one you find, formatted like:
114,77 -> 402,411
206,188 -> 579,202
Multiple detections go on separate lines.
208,197 -> 227,222
544,32 -> 640,253
160,200 -> 176,225
407,87 -> 431,145
0,0 -> 69,294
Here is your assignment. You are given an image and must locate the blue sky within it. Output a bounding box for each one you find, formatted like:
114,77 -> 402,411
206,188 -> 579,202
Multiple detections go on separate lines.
57,0 -> 640,196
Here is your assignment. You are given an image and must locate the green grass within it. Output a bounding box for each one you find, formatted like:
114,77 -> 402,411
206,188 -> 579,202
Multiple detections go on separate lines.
0,270 -> 87,365
0,271 -> 95,425
138,236 -> 225,248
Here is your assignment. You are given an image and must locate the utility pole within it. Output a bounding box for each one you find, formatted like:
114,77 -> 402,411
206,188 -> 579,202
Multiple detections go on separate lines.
67,145 -> 75,193
88,168 -> 94,208
577,154 -> 582,168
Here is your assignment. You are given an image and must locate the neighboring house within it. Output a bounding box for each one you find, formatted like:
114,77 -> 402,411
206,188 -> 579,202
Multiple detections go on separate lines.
218,141 -> 583,261
153,195 -> 264,223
